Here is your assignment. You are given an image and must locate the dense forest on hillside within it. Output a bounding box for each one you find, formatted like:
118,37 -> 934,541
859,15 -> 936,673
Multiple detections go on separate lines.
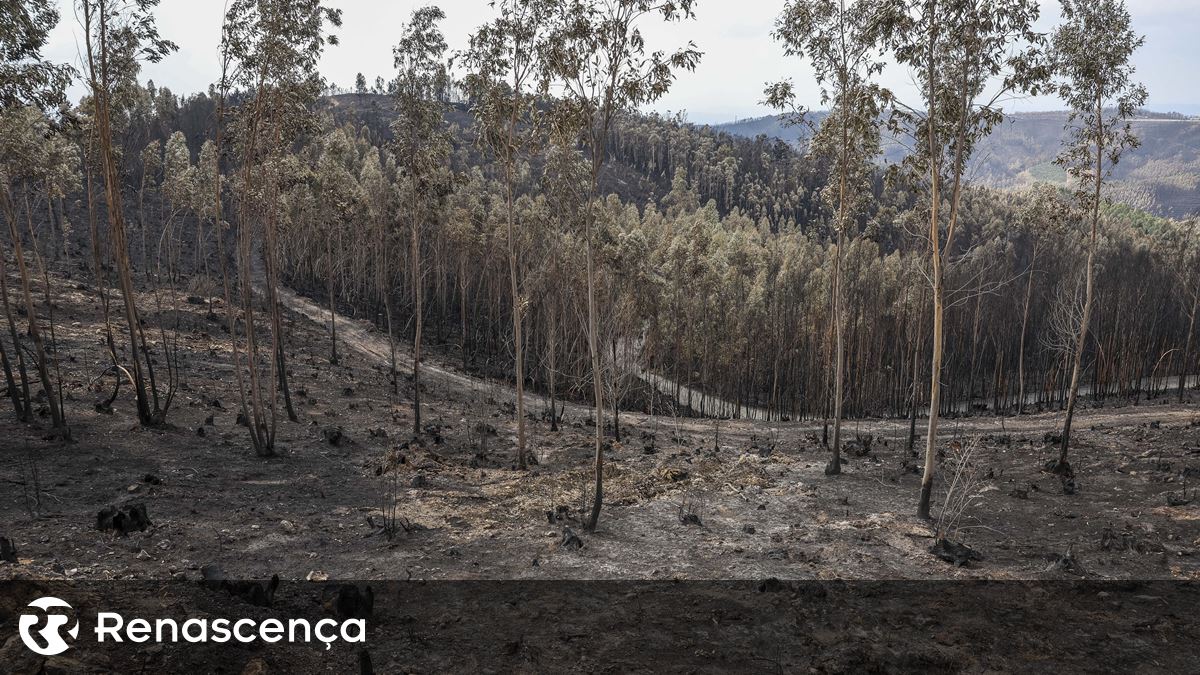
7,79 -> 1196,438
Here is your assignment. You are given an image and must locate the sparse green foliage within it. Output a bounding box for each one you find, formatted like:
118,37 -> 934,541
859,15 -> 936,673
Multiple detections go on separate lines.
392,5 -> 454,434
79,0 -> 178,429
768,0 -> 887,476
462,0 -> 558,471
546,0 -> 701,531
879,0 -> 1047,518
223,0 -> 343,453
1051,0 -> 1147,467
0,0 -> 73,110
0,106 -> 75,433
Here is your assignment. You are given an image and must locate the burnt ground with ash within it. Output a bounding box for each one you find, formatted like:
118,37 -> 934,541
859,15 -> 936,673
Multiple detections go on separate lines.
1,261 -> 1199,672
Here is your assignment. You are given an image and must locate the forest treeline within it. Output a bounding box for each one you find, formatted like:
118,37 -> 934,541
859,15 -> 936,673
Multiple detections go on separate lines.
2,0 -> 1198,526
719,110 -> 1200,219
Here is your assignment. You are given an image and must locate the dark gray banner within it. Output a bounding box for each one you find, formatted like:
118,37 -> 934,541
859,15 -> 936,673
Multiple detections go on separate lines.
1,580 -> 1197,673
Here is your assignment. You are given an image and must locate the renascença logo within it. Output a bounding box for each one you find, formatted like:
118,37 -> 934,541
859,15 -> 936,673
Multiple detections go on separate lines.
16,595 -> 366,654
18,597 -> 80,656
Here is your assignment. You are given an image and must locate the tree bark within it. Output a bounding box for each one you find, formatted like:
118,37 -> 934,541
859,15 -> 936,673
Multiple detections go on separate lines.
584,205 -> 604,531
1017,244 -> 1038,414
327,230 -> 339,364
918,13 -> 943,521
1058,93 -> 1105,468
505,168 -> 526,469
0,197 -> 31,420
411,187 -> 423,434
86,1 -> 160,427
1179,290 -> 1197,403
1,188 -> 67,436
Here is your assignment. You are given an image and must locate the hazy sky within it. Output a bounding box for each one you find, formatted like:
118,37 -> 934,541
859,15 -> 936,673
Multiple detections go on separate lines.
44,0 -> 1200,124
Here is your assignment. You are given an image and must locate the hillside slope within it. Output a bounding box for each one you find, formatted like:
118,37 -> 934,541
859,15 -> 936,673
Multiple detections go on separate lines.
717,111 -> 1200,218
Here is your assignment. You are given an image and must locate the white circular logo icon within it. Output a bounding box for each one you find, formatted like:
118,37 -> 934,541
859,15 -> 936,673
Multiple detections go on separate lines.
18,597 -> 79,656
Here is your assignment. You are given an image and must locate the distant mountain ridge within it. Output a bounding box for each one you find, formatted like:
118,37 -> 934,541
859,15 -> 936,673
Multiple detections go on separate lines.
714,111 -> 1200,218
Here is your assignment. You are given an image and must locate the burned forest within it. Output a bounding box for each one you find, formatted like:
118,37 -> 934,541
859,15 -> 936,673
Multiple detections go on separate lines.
1,0 -> 1199,672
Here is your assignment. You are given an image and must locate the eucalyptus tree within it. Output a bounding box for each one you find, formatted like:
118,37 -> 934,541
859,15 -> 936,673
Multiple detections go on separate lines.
547,0 -> 701,531
137,138 -> 161,271
0,123 -> 31,421
140,130 -> 193,414
31,127 -> 80,261
1164,219 -> 1200,403
766,0 -> 885,476
0,0 -> 69,420
880,0 -> 1046,518
224,0 -> 342,454
73,95 -> 130,416
1,0 -> 71,111
1049,0 -> 1146,472
539,133 -> 590,431
160,131 -> 194,278
392,5 -> 453,434
78,0 -> 177,428
208,13 -> 254,440
0,1 -> 77,429
309,127 -> 363,365
462,0 -> 556,470
0,108 -> 69,434
1014,184 -> 1071,414
194,139 -> 220,288
359,146 -> 402,389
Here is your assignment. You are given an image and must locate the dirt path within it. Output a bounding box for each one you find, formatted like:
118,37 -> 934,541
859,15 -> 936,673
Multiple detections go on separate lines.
274,280 -> 1199,444
276,283 -> 486,397
4,262 -> 1198,591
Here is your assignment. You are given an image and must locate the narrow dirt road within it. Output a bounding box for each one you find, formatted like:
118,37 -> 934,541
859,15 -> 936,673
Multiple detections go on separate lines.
273,280 -> 1199,443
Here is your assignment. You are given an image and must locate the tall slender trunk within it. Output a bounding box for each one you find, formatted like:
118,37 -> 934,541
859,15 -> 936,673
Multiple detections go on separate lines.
906,295 -> 926,456
211,73 -> 256,455
828,97 -> 850,476
86,3 -> 159,427
85,144 -> 123,409
410,185 -> 423,434
1058,93 -> 1105,468
920,263 -> 944,520
583,94 -> 616,532
505,167 -> 526,469
828,237 -> 846,470
584,203 -> 604,531
327,230 -> 339,364
547,305 -> 560,432
234,89 -> 271,455
1178,291 -> 1197,403
1,188 -> 67,436
265,158 -> 296,427
0,196 -> 31,420
26,190 -> 69,431
918,13 -> 943,520
611,337 -> 621,441
821,276 -> 834,447
1017,245 -> 1038,414
920,13 -> 972,520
